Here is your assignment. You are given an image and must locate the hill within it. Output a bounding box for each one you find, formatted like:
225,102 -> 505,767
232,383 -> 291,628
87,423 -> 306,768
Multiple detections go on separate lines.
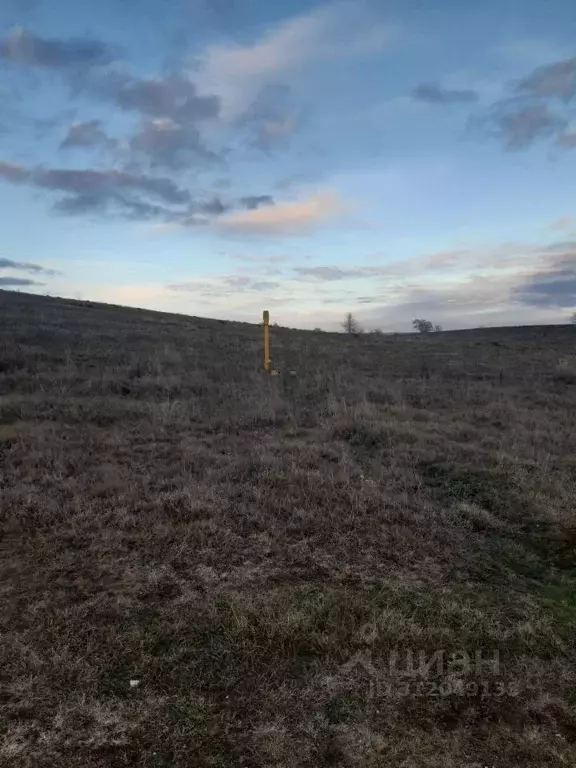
1,289 -> 576,767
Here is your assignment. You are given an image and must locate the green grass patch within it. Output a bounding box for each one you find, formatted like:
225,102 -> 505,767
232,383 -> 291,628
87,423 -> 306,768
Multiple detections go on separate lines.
421,463 -> 514,513
539,583 -> 576,630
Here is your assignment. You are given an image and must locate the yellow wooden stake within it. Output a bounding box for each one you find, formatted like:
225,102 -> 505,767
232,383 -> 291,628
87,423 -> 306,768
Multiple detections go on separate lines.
263,310 -> 271,373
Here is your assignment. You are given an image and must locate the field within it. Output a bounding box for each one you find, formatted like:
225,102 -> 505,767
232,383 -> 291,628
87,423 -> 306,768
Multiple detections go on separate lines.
1,288 -> 576,767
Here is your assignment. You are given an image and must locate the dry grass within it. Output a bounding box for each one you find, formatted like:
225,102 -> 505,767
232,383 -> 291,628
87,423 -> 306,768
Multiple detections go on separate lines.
1,289 -> 576,767
553,359 -> 576,386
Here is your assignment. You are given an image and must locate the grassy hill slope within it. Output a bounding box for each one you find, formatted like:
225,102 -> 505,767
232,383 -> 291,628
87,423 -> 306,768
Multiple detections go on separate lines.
1,289 -> 576,767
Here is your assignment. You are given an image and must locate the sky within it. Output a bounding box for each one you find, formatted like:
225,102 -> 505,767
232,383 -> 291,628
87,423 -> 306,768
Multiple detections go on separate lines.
0,0 -> 575,331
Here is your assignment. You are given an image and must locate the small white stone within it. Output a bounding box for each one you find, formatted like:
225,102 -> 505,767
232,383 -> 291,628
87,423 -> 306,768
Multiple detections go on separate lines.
129,679 -> 141,688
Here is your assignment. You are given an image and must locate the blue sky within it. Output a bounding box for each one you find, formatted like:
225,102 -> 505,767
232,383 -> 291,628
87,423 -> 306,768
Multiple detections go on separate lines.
0,0 -> 575,330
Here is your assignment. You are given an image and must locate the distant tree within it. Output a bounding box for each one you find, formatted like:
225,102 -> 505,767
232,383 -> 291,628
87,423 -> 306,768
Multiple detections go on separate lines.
412,318 -> 434,334
313,327 -> 324,332
434,324 -> 443,332
369,327 -> 383,335
342,312 -> 360,334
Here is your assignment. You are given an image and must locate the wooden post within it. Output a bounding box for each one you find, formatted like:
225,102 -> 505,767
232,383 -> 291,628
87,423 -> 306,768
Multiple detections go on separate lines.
263,310 -> 271,373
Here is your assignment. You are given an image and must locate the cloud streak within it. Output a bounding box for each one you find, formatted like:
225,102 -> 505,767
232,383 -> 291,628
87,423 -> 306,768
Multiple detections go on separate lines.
0,276 -> 43,286
0,257 -> 58,276
0,27 -> 113,69
0,157 -> 285,228
295,265 -> 380,280
167,274 -> 281,296
0,160 -> 29,183
0,159 -> 194,220
412,83 -> 479,105
195,1 -> 391,119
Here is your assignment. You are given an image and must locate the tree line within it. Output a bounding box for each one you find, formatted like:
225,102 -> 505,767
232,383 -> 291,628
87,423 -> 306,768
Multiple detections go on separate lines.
341,313 -> 442,334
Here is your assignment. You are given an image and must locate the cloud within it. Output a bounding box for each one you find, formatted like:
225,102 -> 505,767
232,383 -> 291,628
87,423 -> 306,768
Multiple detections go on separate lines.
55,194 -> 178,220
60,120 -> 112,149
113,74 -> 220,122
295,266 -> 358,281
0,160 -> 29,183
0,159 -> 193,220
226,253 -> 287,264
34,167 -> 190,205
129,118 -> 220,169
294,263 -> 410,280
0,27 -> 113,69
544,240 -> 576,253
55,236 -> 576,330
514,249 -> 576,307
516,57 -> 576,100
250,280 -> 279,290
548,216 -> 575,230
411,83 -> 479,105
498,103 -> 567,149
470,56 -> 576,151
67,72 -> 222,170
0,276 -> 43,286
195,1 -> 391,119
303,239 -> 576,329
199,197 -> 228,215
167,275 -> 281,295
240,195 -> 275,209
473,100 -> 567,150
67,71 -> 222,170
0,156 -> 281,227
44,66 -> 223,171
0,257 -> 58,276
218,190 -> 346,235
238,83 -> 298,152
203,0 -> 236,19
557,131 -> 576,148
255,115 -> 298,151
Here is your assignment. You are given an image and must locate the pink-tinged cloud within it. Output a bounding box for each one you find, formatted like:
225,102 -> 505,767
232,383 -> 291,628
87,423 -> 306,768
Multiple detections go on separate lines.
218,190 -> 347,235
195,1 -> 392,120
558,131 -> 576,148
0,160 -> 29,182
548,215 -> 575,231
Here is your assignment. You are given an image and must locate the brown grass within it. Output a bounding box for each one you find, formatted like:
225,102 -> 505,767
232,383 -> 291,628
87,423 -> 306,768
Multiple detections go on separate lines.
1,289 -> 576,767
